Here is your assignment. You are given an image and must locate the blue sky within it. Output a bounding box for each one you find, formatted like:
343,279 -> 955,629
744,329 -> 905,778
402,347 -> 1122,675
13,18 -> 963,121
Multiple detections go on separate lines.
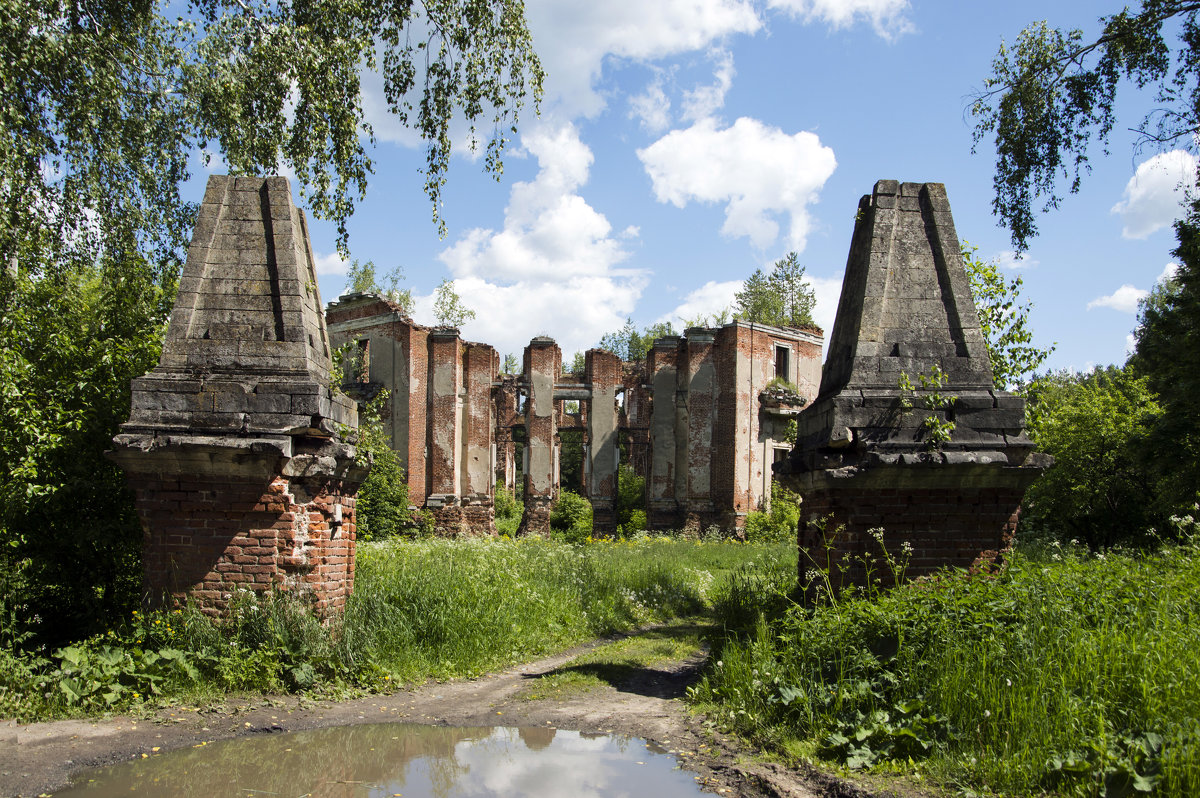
193,0 -> 1195,372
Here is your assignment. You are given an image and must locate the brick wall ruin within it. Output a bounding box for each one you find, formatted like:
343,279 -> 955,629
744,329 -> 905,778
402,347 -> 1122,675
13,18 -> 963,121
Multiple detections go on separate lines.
328,293 -> 823,536
110,175 -> 367,618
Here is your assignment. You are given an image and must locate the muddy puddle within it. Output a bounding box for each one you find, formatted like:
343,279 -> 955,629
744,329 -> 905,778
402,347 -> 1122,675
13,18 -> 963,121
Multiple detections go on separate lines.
52,723 -> 709,797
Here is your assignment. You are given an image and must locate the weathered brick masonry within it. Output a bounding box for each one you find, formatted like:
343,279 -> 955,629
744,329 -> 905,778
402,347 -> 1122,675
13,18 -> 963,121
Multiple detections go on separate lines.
110,175 -> 366,618
780,180 -> 1049,590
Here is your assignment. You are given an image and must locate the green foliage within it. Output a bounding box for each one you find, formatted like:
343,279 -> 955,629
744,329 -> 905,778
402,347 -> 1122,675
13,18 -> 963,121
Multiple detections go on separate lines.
345,260 -> 413,312
501,353 -> 520,374
0,262 -> 166,647
432,278 -> 477,328
734,252 -> 816,328
694,540 -> 1200,796
616,464 -> 647,533
680,307 -> 732,327
1024,366 -> 1168,549
550,490 -> 593,542
743,484 -> 801,544
961,241 -> 1054,389
972,4 -> 1199,249
353,391 -> 415,540
568,351 -> 587,375
494,481 -> 523,537
0,0 -> 542,648
598,318 -> 678,362
898,365 -> 956,450
1131,203 -> 1200,513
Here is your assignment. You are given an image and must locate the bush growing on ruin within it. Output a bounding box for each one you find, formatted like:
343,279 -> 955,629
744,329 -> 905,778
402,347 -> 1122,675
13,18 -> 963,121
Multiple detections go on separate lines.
1022,366 -> 1168,549
494,482 -> 523,537
743,484 -> 801,544
616,464 -> 647,533
353,392 -> 415,540
550,490 -> 593,542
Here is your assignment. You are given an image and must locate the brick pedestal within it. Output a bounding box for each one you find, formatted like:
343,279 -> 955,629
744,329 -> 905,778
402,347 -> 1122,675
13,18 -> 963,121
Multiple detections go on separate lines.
794,462 -> 1031,590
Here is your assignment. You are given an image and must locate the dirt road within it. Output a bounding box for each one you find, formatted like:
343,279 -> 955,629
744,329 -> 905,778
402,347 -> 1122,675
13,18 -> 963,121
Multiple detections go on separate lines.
0,627 -> 882,798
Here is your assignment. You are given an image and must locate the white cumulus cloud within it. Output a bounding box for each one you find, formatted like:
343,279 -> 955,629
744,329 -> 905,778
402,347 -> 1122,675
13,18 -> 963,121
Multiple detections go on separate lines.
628,77 -> 673,132
682,49 -> 736,122
638,117 -> 836,250
994,250 -> 1038,270
1087,284 -> 1149,313
313,250 -> 349,277
657,279 -> 743,326
434,122 -> 646,356
1111,150 -> 1198,239
526,0 -> 761,118
768,0 -> 913,38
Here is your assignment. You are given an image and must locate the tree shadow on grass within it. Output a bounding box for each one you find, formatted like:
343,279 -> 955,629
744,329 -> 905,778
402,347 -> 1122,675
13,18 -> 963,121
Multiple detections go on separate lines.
523,621 -> 711,700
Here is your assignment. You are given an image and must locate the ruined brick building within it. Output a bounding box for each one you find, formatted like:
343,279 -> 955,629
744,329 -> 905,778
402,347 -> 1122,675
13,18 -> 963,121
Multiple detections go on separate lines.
325,294 -> 823,535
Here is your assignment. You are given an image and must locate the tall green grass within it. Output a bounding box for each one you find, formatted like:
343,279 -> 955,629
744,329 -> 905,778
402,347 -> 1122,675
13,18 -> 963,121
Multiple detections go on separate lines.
0,537 -> 792,720
693,540 -> 1200,796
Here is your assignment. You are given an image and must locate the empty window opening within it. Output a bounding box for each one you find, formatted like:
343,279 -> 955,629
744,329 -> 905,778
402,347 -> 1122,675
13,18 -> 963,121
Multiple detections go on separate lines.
774,344 -> 790,381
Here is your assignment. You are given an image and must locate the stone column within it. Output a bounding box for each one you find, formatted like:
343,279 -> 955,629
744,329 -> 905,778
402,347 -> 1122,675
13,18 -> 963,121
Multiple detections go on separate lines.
585,348 -> 621,533
647,337 -> 682,530
461,342 -> 497,534
682,328 -> 717,532
426,328 -> 465,535
109,175 -> 367,619
518,337 -> 561,535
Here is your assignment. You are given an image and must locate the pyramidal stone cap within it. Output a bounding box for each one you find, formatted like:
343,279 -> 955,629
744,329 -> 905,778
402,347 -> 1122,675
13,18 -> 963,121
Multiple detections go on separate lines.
114,175 -> 357,451
786,180 -> 1042,472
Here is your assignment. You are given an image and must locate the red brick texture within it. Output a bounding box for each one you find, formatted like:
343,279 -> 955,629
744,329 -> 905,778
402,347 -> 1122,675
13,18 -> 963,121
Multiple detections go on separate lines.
797,478 -> 1023,591
131,473 -> 357,618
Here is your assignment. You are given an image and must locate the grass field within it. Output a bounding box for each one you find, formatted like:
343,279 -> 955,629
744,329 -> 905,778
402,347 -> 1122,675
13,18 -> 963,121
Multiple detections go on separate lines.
692,538 -> 1200,797
0,536 -> 793,720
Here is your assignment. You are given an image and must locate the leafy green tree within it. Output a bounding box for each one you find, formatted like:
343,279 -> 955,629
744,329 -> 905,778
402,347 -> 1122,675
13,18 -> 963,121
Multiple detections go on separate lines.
961,241 -> 1055,389
432,279 -> 477,328
1023,367 -> 1167,549
734,252 -> 816,328
1130,201 -> 1200,511
0,0 -> 542,643
502,353 -> 520,374
0,262 -> 166,645
972,3 -> 1200,249
598,319 -> 677,361
345,260 -> 413,313
353,392 -> 415,540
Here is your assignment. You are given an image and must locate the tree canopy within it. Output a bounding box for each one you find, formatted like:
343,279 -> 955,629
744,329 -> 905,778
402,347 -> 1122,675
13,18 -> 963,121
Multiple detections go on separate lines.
733,252 -> 816,328
961,241 -> 1054,389
0,0 -> 542,645
2,0 -> 544,283
972,2 -> 1200,250
598,318 -> 677,362
433,278 -> 476,327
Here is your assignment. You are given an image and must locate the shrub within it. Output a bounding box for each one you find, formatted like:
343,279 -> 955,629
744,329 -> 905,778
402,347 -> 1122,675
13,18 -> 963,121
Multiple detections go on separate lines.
353,391 -> 414,540
743,483 -> 801,543
1024,367 -> 1167,548
550,490 -> 592,541
494,481 -> 523,537
616,463 -> 646,532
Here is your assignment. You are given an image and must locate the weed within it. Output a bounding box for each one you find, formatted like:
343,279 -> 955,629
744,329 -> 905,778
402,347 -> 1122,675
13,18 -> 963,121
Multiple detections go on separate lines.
692,539 -> 1200,796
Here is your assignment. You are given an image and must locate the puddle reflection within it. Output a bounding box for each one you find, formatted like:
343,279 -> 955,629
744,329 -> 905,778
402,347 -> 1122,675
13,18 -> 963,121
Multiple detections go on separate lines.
55,724 -> 707,797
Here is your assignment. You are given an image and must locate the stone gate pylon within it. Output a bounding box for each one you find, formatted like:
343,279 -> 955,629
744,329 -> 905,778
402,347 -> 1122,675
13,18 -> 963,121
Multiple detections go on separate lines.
109,176 -> 367,617
779,180 -> 1050,586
